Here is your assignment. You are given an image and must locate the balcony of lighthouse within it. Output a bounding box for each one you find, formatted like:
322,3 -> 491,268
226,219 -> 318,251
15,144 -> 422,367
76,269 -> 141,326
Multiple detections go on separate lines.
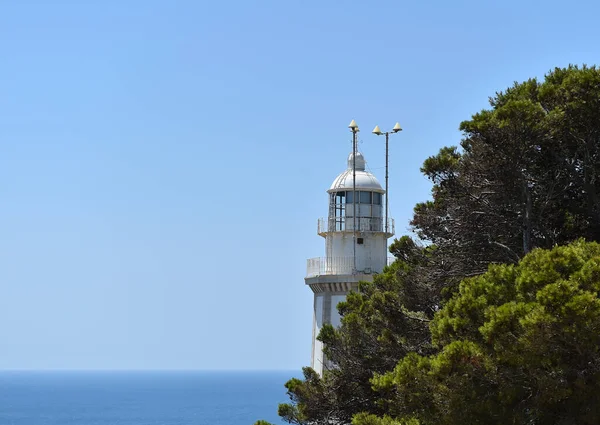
306,256 -> 396,278
317,216 -> 395,238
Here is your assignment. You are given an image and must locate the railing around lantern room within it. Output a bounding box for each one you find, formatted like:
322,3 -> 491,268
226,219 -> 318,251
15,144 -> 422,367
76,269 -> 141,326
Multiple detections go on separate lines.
317,217 -> 395,237
306,256 -> 396,278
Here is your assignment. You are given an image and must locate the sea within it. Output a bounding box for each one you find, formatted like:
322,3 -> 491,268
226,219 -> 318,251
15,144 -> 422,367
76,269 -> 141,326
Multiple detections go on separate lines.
0,371 -> 296,425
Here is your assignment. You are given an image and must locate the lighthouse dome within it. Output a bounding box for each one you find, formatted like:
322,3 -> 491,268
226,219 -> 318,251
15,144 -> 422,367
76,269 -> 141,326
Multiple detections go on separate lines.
328,152 -> 384,193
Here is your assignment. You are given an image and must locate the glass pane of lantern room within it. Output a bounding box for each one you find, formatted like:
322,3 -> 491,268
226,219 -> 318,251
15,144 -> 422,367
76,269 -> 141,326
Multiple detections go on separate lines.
359,191 -> 372,204
346,191 -> 354,204
335,192 -> 345,217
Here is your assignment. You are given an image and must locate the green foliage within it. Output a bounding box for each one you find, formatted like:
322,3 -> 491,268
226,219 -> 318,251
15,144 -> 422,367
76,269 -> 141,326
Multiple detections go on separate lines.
352,412 -> 419,425
375,241 -> 600,424
420,146 -> 461,184
414,65 -> 600,281
276,367 -> 334,424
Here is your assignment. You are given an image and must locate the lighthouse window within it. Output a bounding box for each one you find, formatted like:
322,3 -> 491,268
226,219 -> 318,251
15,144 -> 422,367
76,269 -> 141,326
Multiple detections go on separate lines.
333,191 -> 346,206
346,191 -> 353,204
359,191 -> 372,204
347,191 -> 379,204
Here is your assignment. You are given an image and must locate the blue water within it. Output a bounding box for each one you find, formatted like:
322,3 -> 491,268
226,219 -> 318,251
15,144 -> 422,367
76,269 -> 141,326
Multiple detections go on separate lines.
0,371 -> 293,424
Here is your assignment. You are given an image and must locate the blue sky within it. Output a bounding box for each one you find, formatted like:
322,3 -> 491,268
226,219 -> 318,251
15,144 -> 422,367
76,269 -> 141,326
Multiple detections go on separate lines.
0,0 -> 598,370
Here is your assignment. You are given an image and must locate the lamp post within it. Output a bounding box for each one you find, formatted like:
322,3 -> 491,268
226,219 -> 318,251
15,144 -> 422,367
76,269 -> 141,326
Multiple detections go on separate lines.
348,119 -> 359,274
372,122 -> 402,263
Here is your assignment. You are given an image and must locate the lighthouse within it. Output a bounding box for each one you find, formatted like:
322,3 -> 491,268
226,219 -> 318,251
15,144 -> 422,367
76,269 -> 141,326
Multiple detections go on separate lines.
305,122 -> 395,375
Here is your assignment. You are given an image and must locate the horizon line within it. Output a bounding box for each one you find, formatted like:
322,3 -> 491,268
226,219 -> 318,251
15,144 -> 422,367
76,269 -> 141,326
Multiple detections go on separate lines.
0,368 -> 301,372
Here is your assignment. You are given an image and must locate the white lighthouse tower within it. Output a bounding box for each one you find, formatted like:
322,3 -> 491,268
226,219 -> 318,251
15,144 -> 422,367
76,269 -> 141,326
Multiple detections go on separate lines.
305,123 -> 395,375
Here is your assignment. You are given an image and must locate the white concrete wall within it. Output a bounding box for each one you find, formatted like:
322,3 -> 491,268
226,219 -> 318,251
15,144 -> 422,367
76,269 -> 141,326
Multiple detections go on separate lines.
311,294 -> 324,373
311,293 -> 348,374
328,232 -> 388,274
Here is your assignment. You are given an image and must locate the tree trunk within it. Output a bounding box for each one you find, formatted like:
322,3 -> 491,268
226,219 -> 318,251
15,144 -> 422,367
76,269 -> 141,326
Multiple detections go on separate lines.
523,178 -> 532,254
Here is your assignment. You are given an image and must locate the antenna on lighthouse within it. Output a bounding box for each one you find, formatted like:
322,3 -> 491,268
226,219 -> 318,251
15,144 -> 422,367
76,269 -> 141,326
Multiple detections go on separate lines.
373,121 -> 403,262
348,119 -> 359,274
